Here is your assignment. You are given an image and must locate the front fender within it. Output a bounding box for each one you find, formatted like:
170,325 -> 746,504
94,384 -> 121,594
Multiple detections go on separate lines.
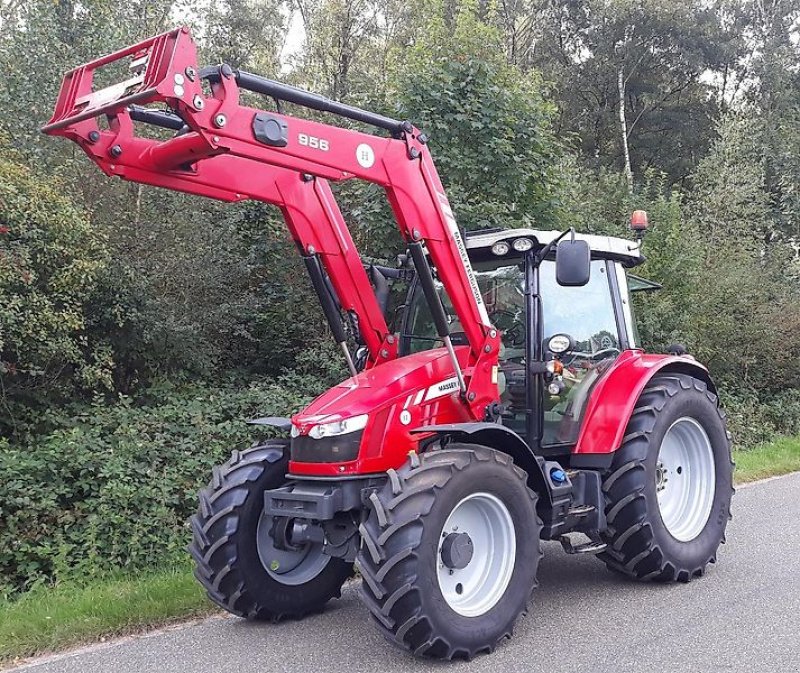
573,349 -> 715,455
411,422 -> 553,504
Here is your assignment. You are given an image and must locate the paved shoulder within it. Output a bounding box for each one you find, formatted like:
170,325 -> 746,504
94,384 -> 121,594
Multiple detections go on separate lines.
10,473 -> 800,673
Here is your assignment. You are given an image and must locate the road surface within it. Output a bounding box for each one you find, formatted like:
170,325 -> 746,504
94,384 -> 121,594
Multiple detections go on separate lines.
10,473 -> 800,673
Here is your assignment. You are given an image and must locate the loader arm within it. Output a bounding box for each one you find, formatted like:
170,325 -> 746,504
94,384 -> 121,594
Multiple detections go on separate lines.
43,29 -> 395,367
42,27 -> 500,416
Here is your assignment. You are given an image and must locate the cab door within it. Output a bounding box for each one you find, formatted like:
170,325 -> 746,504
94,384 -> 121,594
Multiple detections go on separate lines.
539,259 -> 629,449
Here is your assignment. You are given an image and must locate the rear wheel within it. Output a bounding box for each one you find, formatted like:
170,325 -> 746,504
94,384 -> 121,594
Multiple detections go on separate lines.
598,374 -> 733,581
189,440 -> 352,620
357,444 -> 541,659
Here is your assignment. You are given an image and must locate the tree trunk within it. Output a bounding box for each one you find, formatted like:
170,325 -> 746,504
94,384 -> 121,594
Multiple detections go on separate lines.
618,64 -> 634,194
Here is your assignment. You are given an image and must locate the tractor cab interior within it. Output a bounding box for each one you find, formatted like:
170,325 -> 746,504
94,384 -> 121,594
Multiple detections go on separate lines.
401,251 -> 626,449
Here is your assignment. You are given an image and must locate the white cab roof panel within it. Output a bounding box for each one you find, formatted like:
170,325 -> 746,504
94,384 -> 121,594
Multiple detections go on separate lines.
465,228 -> 643,266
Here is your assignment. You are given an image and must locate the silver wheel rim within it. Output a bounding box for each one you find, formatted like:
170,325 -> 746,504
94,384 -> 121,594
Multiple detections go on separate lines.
656,417 -> 716,542
256,512 -> 331,586
436,492 -> 516,617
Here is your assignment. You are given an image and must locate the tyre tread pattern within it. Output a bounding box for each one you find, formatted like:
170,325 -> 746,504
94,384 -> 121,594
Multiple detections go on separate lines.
189,440 -> 345,621
598,374 -> 734,582
357,446 -> 541,660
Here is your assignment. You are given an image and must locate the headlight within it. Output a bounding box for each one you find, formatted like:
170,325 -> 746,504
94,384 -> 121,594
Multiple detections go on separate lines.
512,237 -> 533,252
308,413 -> 369,439
547,333 -> 573,354
491,241 -> 510,256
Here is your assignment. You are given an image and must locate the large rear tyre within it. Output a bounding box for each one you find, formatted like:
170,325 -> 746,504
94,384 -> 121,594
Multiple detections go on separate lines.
598,374 -> 734,581
189,440 -> 352,620
357,445 -> 542,660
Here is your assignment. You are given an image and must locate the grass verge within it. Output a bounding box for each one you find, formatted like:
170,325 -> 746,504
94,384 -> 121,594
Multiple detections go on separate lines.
0,566 -> 214,667
1,437 -> 798,666
733,435 -> 800,484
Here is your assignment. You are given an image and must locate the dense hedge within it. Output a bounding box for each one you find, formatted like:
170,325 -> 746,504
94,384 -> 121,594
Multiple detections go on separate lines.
0,380 -> 314,598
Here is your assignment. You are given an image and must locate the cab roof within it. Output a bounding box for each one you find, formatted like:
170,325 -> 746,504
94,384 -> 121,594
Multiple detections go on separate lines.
464,228 -> 644,267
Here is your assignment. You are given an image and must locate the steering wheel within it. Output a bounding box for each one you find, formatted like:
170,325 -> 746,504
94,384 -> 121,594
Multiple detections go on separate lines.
562,347 -> 621,368
491,309 -> 525,347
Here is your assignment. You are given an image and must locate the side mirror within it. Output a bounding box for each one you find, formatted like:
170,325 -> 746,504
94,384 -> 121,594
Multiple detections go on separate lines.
555,238 -> 590,287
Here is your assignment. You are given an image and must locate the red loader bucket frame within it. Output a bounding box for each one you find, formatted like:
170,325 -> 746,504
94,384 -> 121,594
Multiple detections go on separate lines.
43,27 -> 499,412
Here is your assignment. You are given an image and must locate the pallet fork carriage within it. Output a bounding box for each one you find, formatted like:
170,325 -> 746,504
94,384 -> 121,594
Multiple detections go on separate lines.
44,27 -> 734,660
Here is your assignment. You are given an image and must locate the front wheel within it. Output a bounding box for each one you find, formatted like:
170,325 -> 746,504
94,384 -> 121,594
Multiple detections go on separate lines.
598,374 -> 734,581
357,445 -> 542,660
189,440 -> 352,620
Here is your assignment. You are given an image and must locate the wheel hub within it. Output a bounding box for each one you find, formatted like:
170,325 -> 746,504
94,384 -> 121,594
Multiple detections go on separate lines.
655,417 -> 716,542
440,532 -> 474,570
256,511 -> 331,586
436,492 -> 516,617
655,461 -> 669,492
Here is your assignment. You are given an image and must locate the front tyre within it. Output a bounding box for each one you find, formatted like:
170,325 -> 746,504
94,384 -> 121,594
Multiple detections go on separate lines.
357,445 -> 542,660
189,440 -> 352,620
599,374 -> 734,581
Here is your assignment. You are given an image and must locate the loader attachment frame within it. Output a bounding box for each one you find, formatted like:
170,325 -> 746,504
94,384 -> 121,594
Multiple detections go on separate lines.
42,26 -> 500,417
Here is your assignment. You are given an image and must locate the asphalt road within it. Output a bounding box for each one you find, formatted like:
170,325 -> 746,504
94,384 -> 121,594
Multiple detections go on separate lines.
10,473 -> 800,673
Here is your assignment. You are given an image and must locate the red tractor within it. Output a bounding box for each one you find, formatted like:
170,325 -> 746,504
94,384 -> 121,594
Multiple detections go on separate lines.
44,28 -> 733,660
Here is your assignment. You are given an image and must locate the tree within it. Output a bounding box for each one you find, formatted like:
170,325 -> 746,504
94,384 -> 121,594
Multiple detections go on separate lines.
0,146 -> 112,434
392,4 -> 561,232
200,0 -> 286,73
526,0 -> 731,186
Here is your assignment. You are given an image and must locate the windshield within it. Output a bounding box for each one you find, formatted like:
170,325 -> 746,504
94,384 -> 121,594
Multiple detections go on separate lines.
402,258 -> 619,356
402,259 -> 526,356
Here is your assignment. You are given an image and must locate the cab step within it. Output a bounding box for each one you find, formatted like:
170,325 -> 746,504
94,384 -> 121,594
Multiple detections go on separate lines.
558,535 -> 608,555
567,504 -> 595,517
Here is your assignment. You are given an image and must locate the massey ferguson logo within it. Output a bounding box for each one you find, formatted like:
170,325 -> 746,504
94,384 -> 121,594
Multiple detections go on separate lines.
422,377 -> 460,402
435,191 -> 491,326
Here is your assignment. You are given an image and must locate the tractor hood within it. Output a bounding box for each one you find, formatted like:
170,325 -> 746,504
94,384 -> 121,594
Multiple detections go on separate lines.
290,347 -> 474,476
292,347 -> 468,432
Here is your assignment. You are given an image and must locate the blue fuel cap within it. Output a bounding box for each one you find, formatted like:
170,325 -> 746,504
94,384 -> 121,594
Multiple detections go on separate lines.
550,468 -> 567,484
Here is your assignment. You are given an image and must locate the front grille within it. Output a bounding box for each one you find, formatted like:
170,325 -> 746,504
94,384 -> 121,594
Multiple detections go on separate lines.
291,431 -> 363,463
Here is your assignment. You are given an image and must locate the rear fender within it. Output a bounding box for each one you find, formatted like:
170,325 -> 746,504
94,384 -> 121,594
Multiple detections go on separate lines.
412,423 -> 557,504
573,350 -> 716,457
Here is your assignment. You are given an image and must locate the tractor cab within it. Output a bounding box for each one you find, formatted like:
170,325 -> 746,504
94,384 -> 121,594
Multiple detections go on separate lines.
401,228 -> 644,457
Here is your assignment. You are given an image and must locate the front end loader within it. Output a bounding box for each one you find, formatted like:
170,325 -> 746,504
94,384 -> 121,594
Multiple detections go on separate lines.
43,28 -> 733,660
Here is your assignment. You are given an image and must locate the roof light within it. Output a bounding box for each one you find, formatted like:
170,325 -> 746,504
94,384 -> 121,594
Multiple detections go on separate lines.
491,241 -> 510,256
512,237 -> 533,252
630,210 -> 649,231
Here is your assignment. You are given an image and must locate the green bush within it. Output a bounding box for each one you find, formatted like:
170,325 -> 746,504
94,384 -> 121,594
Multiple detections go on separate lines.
0,379 -> 316,598
0,147 -> 113,430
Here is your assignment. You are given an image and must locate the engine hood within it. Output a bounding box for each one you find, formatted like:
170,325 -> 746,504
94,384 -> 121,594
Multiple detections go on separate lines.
292,347 -> 467,431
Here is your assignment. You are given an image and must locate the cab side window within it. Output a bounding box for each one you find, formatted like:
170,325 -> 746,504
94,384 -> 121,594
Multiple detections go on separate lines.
540,261 -> 621,446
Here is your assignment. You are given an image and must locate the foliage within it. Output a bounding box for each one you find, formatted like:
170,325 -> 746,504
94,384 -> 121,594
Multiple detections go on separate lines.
0,380 -> 314,596
394,6 -> 560,231
524,0 -> 728,184
0,147 -> 114,433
